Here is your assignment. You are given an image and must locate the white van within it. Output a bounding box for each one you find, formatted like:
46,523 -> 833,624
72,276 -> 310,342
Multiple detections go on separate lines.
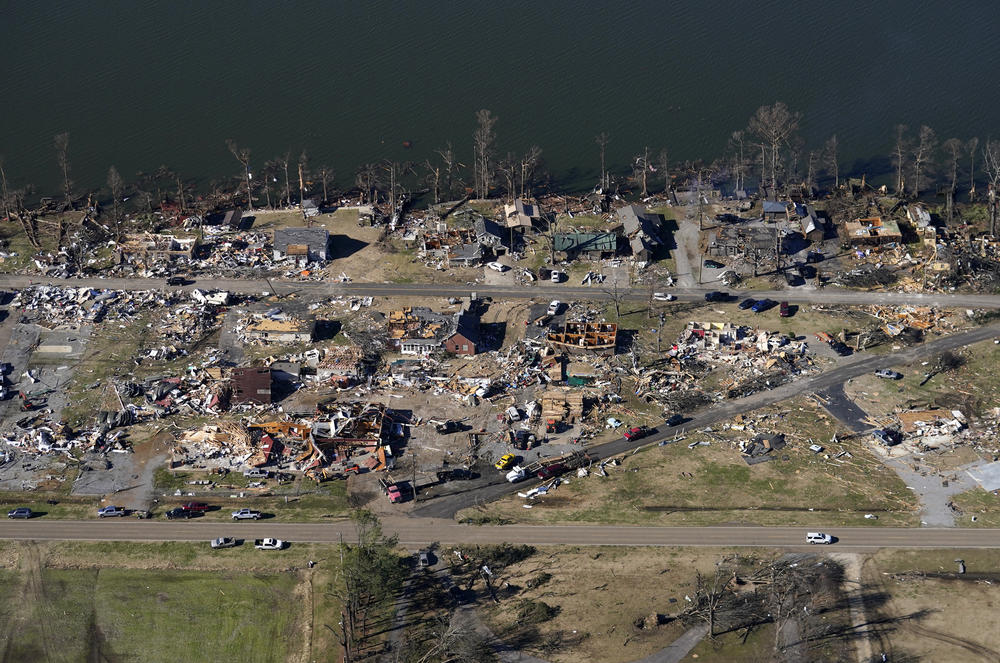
550,270 -> 563,283
806,532 -> 833,545
505,406 -> 521,422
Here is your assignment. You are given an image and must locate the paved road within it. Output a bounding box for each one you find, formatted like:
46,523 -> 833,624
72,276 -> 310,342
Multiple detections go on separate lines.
5,274 -> 1000,309
413,319 -> 1000,518
2,518 -> 999,551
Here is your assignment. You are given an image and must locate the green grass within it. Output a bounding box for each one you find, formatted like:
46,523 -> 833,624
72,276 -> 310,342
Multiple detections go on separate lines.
5,567 -> 302,662
951,487 -> 1000,527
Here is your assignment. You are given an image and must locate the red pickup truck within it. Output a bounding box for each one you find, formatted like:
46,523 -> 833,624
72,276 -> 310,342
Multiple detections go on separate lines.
623,426 -> 648,441
182,502 -> 210,512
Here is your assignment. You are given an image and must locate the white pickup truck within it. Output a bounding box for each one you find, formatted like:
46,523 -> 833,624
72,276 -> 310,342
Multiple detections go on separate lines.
232,508 -> 262,520
506,466 -> 527,483
254,538 -> 284,550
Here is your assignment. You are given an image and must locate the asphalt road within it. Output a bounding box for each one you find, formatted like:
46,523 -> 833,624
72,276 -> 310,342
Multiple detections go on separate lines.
5,274 -> 1000,309
2,518 -> 999,552
413,319 -> 1000,518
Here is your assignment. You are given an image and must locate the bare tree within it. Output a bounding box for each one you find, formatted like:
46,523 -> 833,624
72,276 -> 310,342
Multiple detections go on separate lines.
261,160 -> 279,209
942,137 -> 962,223
316,165 -> 335,204
473,109 -> 497,199
982,140 -> 1000,236
804,150 -> 818,192
107,165 -> 124,240
656,148 -> 671,194
497,153 -> 516,202
519,145 -> 542,198
226,139 -> 253,209
968,137 -> 980,199
298,149 -> 309,208
355,163 -> 378,204
54,132 -> 73,208
423,158 -> 442,205
436,143 -> 456,199
911,124 -> 937,197
728,130 -> 747,193
0,157 -> 11,224
595,132 -> 610,190
892,124 -> 909,196
747,102 -> 800,192
276,151 -> 292,207
823,134 -> 839,189
632,146 -> 651,197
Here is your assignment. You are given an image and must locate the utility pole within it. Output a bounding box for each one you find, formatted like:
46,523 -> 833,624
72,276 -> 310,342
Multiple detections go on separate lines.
412,451 -> 418,501
298,162 -> 307,223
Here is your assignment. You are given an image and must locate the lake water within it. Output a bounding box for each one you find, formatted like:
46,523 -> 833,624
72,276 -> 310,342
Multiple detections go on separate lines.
2,0 -> 996,196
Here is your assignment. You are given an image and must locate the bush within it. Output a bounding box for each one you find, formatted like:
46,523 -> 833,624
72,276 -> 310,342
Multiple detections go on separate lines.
526,572 -> 552,589
517,599 -> 559,625
474,543 -> 536,567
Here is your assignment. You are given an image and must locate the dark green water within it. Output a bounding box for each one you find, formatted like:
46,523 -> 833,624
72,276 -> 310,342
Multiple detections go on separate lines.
1,0 -> 996,195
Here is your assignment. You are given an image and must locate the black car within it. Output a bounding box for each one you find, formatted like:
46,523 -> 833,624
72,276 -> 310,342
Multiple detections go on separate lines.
738,298 -> 755,310
666,414 -> 684,427
165,507 -> 194,520
7,507 -> 32,519
166,276 -> 188,286
705,291 -> 728,302
798,264 -> 817,279
704,259 -> 725,269
806,251 -> 824,263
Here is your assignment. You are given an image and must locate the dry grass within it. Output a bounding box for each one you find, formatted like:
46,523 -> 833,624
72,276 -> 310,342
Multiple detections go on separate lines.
865,549 -> 1000,662
481,545 -> 775,663
461,398 -> 918,527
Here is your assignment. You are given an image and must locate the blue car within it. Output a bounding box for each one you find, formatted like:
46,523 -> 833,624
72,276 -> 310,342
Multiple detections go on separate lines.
751,299 -> 775,313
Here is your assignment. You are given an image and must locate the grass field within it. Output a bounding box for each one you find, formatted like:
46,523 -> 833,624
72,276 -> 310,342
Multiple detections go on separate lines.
461,398 -> 918,528
864,549 -> 1000,662
0,540 -> 350,663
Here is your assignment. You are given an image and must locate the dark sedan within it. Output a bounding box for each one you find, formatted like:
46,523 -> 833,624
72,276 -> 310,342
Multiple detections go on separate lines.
7,507 -> 32,519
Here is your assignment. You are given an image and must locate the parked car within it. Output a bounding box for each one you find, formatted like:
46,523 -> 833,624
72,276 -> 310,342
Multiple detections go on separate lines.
874,369 -> 902,380
7,507 -> 32,519
623,426 -> 648,441
495,453 -> 516,471
653,292 -> 676,301
547,300 -> 561,315
486,261 -> 507,272
505,406 -> 521,422
703,259 -> 725,269
704,291 -> 728,302
181,502 -> 210,512
243,468 -> 270,479
806,532 -> 834,545
210,537 -> 237,549
165,507 -> 193,520
97,505 -> 127,518
798,264 -> 817,279
387,483 -> 406,503
254,538 -> 284,550
738,298 -> 755,310
166,276 -> 188,286
550,270 -> 564,283
417,550 -> 431,567
665,414 -> 685,427
784,271 -> 802,286
231,508 -> 262,520
344,464 -> 362,474
779,301 -> 791,317
512,429 -> 531,450
751,299 -> 775,313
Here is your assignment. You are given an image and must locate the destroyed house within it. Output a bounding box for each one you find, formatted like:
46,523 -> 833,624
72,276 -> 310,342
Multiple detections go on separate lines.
301,199 -> 320,217
273,227 -> 330,262
617,205 -> 664,263
244,317 -> 315,343
388,306 -> 480,355
474,217 -> 507,252
504,198 -> 540,232
307,402 -> 390,471
223,208 -> 243,229
421,228 -> 482,266
553,233 -> 618,261
313,345 -> 365,384
118,233 -> 199,263
546,321 -> 618,354
232,367 -> 273,405
844,216 -> 902,245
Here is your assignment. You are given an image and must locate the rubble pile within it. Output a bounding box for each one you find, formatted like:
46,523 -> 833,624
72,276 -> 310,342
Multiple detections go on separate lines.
12,286 -> 182,326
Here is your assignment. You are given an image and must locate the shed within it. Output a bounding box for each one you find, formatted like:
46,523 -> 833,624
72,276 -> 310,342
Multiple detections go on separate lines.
273,228 -> 330,262
232,367 -> 273,405
762,201 -> 789,222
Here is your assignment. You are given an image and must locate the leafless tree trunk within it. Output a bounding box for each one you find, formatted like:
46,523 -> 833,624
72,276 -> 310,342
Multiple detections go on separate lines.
298,150 -> 309,208
497,153 -> 516,202
107,165 -> 124,240
355,163 -> 378,204
968,137 -> 980,200
277,151 -> 291,207
982,140 -> 1000,236
911,124 -> 937,197
596,132 -> 610,190
0,158 -> 11,224
728,130 -> 746,193
943,137 -> 962,223
747,102 -> 800,192
656,148 -> 670,194
226,139 -> 253,209
823,134 -> 839,189
473,109 -> 497,199
54,132 -> 72,208
316,165 -> 334,204
892,124 -> 908,196
805,150 -> 817,192
519,145 -> 542,198
423,158 -> 442,205
436,143 -> 455,199
633,146 -> 650,197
